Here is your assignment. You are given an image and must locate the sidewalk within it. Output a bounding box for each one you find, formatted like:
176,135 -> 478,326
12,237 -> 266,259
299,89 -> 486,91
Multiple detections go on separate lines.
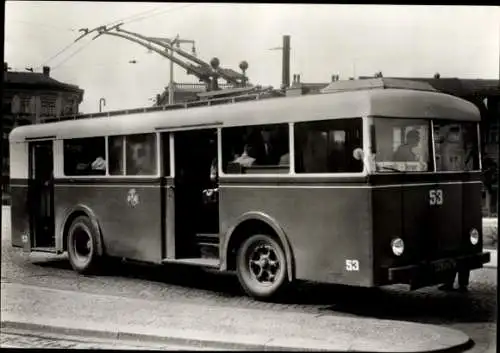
1,282 -> 471,352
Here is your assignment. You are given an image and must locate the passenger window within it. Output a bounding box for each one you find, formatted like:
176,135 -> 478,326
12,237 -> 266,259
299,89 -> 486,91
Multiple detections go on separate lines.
221,123 -> 289,174
63,137 -> 106,176
108,136 -> 124,175
433,121 -> 479,171
294,118 -> 363,173
126,133 -> 157,176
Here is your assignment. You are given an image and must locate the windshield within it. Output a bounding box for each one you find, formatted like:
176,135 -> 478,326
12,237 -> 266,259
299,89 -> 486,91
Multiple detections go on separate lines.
371,118 -> 432,172
370,118 -> 480,173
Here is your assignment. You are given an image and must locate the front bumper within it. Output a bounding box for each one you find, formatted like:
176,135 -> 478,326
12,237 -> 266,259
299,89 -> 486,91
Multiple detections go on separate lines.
387,252 -> 491,289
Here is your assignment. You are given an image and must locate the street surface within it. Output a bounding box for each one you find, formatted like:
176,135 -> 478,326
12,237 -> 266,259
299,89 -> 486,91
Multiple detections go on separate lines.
1,208 -> 497,351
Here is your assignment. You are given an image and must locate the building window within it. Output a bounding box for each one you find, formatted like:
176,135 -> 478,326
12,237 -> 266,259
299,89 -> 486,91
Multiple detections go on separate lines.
63,137 -> 106,176
295,118 -> 363,173
222,123 -> 289,174
108,133 -> 157,176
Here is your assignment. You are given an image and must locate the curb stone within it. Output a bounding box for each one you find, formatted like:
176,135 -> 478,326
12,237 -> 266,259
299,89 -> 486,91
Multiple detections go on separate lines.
0,317 -> 473,353
0,320 -> 328,351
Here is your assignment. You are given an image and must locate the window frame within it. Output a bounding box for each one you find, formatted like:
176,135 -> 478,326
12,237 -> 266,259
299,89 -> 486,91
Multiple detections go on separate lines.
369,116 -> 434,174
59,132 -> 162,179
368,116 -> 482,174
291,116 -> 366,177
432,119 -> 481,173
107,132 -> 161,178
219,117 -> 368,178
62,136 -> 107,177
219,122 -> 292,176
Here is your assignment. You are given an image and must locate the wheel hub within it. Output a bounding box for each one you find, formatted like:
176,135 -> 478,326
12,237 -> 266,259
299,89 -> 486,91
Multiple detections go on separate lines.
249,244 -> 280,284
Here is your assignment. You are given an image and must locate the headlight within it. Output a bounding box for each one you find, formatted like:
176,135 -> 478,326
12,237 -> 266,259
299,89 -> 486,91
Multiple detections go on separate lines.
391,238 -> 404,256
470,228 -> 479,245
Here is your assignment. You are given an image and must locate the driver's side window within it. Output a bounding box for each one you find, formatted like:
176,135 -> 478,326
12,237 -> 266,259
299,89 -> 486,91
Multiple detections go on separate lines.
294,118 -> 363,173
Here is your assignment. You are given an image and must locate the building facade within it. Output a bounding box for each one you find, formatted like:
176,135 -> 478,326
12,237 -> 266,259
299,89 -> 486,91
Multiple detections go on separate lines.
2,63 -> 84,203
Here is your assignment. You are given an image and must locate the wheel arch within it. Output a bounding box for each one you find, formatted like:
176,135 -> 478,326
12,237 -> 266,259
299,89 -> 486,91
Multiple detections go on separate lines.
60,204 -> 104,256
222,212 -> 295,282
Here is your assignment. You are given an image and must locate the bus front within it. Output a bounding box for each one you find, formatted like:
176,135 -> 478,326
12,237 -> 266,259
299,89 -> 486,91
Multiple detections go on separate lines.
368,115 -> 490,290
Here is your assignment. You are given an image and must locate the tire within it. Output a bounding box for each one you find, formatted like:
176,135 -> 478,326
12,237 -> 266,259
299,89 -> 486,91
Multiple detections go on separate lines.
236,234 -> 288,300
67,216 -> 101,274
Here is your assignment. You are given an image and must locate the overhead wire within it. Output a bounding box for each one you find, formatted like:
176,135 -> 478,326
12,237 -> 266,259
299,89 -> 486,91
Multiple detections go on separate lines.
36,3 -> 196,72
104,5 -> 167,27
52,40 -> 95,71
37,41 -> 80,70
123,3 -> 197,25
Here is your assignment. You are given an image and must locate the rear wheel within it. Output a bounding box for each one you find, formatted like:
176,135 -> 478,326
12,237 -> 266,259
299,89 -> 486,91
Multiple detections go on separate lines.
67,216 -> 101,274
236,234 -> 288,300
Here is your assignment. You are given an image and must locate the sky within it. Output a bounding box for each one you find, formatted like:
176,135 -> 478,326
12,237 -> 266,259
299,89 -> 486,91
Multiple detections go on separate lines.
4,2 -> 500,114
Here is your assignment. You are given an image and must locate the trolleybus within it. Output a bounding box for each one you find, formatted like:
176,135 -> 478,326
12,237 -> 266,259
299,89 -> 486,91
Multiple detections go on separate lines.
9,78 -> 490,300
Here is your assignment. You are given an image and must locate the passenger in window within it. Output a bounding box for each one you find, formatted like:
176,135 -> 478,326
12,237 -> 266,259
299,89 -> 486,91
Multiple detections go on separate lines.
393,129 -> 420,161
127,138 -> 156,175
279,152 -> 290,165
233,144 -> 256,167
109,137 -> 124,175
440,129 -> 464,171
210,157 -> 217,181
91,156 -> 106,170
252,129 -> 281,165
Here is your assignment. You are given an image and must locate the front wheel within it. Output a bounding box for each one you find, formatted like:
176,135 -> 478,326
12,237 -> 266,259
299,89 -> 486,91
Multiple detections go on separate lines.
236,234 -> 288,300
67,216 -> 101,274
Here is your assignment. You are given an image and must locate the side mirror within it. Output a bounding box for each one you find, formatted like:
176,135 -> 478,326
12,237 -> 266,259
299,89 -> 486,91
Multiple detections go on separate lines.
353,148 -> 364,161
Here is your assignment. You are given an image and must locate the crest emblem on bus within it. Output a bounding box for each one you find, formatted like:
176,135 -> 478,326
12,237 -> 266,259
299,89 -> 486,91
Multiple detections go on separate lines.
127,188 -> 139,207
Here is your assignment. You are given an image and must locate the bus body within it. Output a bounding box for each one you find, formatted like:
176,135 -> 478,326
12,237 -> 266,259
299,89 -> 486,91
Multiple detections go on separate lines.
9,83 -> 490,299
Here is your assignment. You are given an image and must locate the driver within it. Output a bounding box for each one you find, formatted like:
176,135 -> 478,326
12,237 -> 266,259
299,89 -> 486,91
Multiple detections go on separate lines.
393,129 -> 420,161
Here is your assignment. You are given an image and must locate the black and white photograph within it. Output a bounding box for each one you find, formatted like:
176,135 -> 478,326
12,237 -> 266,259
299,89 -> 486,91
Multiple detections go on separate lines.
1,2 -> 498,351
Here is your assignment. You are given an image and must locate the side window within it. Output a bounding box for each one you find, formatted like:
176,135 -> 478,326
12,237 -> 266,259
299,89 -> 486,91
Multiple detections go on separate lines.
126,133 -> 157,176
294,118 -> 363,173
108,136 -> 124,175
221,123 -> 289,174
64,137 -> 106,176
107,133 -> 158,176
433,121 -> 479,172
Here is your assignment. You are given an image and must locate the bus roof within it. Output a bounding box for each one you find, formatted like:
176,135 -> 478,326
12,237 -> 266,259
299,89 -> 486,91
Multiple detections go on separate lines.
9,88 -> 480,143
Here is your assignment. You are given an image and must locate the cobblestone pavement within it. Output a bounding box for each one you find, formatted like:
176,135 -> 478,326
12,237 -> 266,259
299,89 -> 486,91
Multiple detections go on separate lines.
1,230 -> 496,352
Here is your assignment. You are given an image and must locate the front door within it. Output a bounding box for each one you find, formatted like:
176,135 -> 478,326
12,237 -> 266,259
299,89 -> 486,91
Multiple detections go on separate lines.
173,128 -> 219,258
29,140 -> 55,248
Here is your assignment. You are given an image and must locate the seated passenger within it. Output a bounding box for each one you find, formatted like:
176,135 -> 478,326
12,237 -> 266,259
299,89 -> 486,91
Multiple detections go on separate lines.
279,153 -> 290,165
91,156 -> 106,170
128,140 -> 155,175
393,129 -> 420,161
233,144 -> 256,167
